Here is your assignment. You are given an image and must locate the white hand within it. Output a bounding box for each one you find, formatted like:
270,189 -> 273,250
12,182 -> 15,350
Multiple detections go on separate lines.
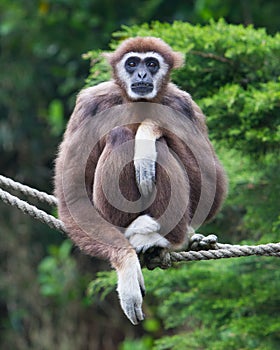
134,120 -> 160,197
134,158 -> 156,196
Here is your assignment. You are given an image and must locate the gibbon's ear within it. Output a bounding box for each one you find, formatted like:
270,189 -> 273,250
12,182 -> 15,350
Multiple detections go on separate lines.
102,52 -> 113,64
172,51 -> 185,69
102,52 -> 119,68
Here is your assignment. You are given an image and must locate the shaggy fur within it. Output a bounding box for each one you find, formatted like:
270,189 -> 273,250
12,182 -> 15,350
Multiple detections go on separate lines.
54,37 -> 227,325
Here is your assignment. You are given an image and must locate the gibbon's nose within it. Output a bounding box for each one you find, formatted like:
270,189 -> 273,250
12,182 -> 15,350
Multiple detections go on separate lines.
138,71 -> 147,79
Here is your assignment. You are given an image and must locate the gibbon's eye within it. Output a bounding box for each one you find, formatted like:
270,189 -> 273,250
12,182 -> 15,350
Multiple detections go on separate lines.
147,61 -> 156,68
145,58 -> 159,74
125,57 -> 140,73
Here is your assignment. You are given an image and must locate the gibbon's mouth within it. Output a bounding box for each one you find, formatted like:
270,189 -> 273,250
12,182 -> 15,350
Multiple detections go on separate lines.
131,82 -> 154,95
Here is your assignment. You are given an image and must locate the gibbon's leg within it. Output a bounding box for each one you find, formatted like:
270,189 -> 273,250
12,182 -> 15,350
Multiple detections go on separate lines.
92,125 -> 148,325
93,125 -> 140,227
125,214 -> 170,253
64,125 -> 145,324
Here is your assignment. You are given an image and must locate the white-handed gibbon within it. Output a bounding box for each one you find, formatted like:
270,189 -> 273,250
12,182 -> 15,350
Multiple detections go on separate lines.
55,37 -> 227,325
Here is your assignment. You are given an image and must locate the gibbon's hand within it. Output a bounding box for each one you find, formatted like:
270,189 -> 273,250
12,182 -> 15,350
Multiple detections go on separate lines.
134,158 -> 156,197
134,120 -> 159,197
117,256 -> 145,325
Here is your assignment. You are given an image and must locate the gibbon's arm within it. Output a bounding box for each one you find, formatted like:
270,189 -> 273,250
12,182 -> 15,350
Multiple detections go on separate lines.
134,120 -> 162,196
190,97 -> 228,221
172,93 -> 228,223
55,84 -> 145,325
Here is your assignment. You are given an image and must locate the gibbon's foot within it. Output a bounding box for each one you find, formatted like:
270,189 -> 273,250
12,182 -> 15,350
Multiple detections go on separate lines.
134,158 -> 156,197
125,214 -> 160,238
188,233 -> 218,251
125,215 -> 170,253
117,255 -> 145,325
130,232 -> 170,253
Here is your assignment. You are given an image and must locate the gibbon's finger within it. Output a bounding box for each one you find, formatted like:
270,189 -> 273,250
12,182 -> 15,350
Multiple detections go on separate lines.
134,303 -> 145,324
189,233 -> 218,251
125,301 -> 145,325
137,263 -> 146,297
119,287 -> 145,325
129,232 -> 170,253
134,158 -> 156,196
140,284 -> 146,297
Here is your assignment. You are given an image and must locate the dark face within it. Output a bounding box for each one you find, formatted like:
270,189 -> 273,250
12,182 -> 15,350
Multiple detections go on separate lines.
125,56 -> 160,96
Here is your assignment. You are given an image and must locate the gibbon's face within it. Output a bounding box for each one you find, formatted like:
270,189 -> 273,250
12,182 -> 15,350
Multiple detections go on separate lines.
116,52 -> 169,100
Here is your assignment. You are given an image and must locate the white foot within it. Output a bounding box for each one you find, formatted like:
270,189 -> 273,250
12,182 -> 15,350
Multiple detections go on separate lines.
125,215 -> 170,253
125,214 -> 160,238
129,232 -> 170,253
116,254 -> 145,325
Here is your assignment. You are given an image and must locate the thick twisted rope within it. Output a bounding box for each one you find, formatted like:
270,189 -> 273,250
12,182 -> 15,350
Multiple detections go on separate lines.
0,187 -> 65,233
0,175 -> 57,206
0,174 -> 279,266
142,241 -> 280,269
167,243 -> 280,264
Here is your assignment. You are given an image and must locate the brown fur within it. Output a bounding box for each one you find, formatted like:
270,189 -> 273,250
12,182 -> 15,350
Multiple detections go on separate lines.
105,36 -> 184,71
54,38 -> 227,268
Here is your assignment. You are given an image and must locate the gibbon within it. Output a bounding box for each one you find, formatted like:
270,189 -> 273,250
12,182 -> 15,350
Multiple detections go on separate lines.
55,37 -> 227,325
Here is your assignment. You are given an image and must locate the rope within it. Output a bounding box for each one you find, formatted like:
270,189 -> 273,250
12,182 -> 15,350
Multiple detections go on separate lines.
0,187 -> 65,233
0,174 -> 279,267
142,242 -> 280,270
0,175 -> 57,206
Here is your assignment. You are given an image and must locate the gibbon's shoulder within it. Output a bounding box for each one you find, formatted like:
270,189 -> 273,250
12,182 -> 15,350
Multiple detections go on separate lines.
78,81 -> 121,99
166,82 -> 192,100
163,83 -> 194,119
65,81 -> 123,134
76,81 -> 123,113
164,83 -> 207,132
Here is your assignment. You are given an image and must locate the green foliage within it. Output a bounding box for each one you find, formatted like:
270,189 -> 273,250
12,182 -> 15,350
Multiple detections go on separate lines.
87,271 -> 117,301
200,81 -> 280,154
94,259 -> 280,350
46,99 -> 65,136
215,150 -> 280,243
147,259 -> 280,350
38,240 -> 84,304
83,50 -> 113,87
119,336 -> 154,350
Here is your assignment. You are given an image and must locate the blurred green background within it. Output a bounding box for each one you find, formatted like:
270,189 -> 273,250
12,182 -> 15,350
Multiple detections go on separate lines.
0,1 -> 279,349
